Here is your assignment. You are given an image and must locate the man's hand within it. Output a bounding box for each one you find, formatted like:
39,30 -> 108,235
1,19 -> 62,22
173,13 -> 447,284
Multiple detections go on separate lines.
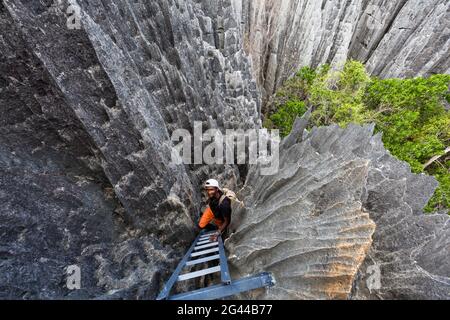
209,231 -> 220,242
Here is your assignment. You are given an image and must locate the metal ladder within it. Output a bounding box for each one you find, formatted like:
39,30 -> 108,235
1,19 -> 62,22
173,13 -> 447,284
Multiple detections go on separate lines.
157,230 -> 275,300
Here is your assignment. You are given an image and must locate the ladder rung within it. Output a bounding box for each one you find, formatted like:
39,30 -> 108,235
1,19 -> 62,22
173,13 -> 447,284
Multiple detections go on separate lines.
186,254 -> 220,266
201,231 -> 216,236
191,247 -> 219,257
198,235 -> 212,241
177,266 -> 221,281
195,242 -> 218,250
196,240 -> 211,246
199,231 -> 216,238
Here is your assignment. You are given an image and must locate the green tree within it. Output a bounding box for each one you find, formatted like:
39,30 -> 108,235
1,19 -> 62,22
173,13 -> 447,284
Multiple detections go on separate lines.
266,60 -> 450,213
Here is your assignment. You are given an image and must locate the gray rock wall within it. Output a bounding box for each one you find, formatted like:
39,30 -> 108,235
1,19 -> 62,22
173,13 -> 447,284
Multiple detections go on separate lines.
241,0 -> 450,103
1,0 -> 448,299
0,0 -> 259,299
226,113 -> 450,299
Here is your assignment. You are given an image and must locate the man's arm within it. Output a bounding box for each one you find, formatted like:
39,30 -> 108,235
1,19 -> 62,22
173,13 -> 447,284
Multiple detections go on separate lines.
198,206 -> 214,229
211,198 -> 231,240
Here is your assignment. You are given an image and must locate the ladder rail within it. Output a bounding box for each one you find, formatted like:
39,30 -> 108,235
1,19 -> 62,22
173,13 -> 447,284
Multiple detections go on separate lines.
218,236 -> 231,285
156,232 -> 203,300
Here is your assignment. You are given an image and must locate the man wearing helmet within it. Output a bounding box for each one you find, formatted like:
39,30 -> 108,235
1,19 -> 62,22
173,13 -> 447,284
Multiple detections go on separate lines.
198,179 -> 232,242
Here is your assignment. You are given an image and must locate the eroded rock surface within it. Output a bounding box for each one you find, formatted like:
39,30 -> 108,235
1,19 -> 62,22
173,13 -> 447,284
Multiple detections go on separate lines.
226,113 -> 450,299
1,0 -> 448,300
0,0 -> 259,299
241,0 -> 450,103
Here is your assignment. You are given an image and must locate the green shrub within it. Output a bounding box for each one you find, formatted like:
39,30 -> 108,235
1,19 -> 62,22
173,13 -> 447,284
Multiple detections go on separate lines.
266,60 -> 450,213
270,99 -> 307,136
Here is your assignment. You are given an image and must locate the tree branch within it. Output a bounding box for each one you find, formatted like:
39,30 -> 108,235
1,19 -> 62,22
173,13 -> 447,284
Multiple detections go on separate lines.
423,146 -> 450,170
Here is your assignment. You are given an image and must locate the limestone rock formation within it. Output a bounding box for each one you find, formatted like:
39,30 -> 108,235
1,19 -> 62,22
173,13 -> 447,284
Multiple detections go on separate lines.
241,0 -> 450,104
226,113 -> 450,299
1,0 -> 448,300
0,0 -> 259,299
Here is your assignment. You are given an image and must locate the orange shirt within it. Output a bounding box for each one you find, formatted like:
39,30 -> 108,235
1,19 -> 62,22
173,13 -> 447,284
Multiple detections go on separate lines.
198,206 -> 225,229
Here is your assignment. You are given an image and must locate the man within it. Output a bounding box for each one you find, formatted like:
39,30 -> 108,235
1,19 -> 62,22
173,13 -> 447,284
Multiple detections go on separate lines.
198,179 -> 231,242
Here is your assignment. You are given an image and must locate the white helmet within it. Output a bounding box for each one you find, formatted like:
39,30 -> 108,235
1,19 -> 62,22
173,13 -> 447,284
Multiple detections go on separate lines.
204,179 -> 220,189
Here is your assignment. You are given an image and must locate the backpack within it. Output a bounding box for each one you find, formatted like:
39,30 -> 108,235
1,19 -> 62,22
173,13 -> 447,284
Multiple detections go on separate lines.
219,188 -> 245,208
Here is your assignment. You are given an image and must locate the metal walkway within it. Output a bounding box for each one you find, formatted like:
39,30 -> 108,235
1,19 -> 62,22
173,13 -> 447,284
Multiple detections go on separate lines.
157,230 -> 275,300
